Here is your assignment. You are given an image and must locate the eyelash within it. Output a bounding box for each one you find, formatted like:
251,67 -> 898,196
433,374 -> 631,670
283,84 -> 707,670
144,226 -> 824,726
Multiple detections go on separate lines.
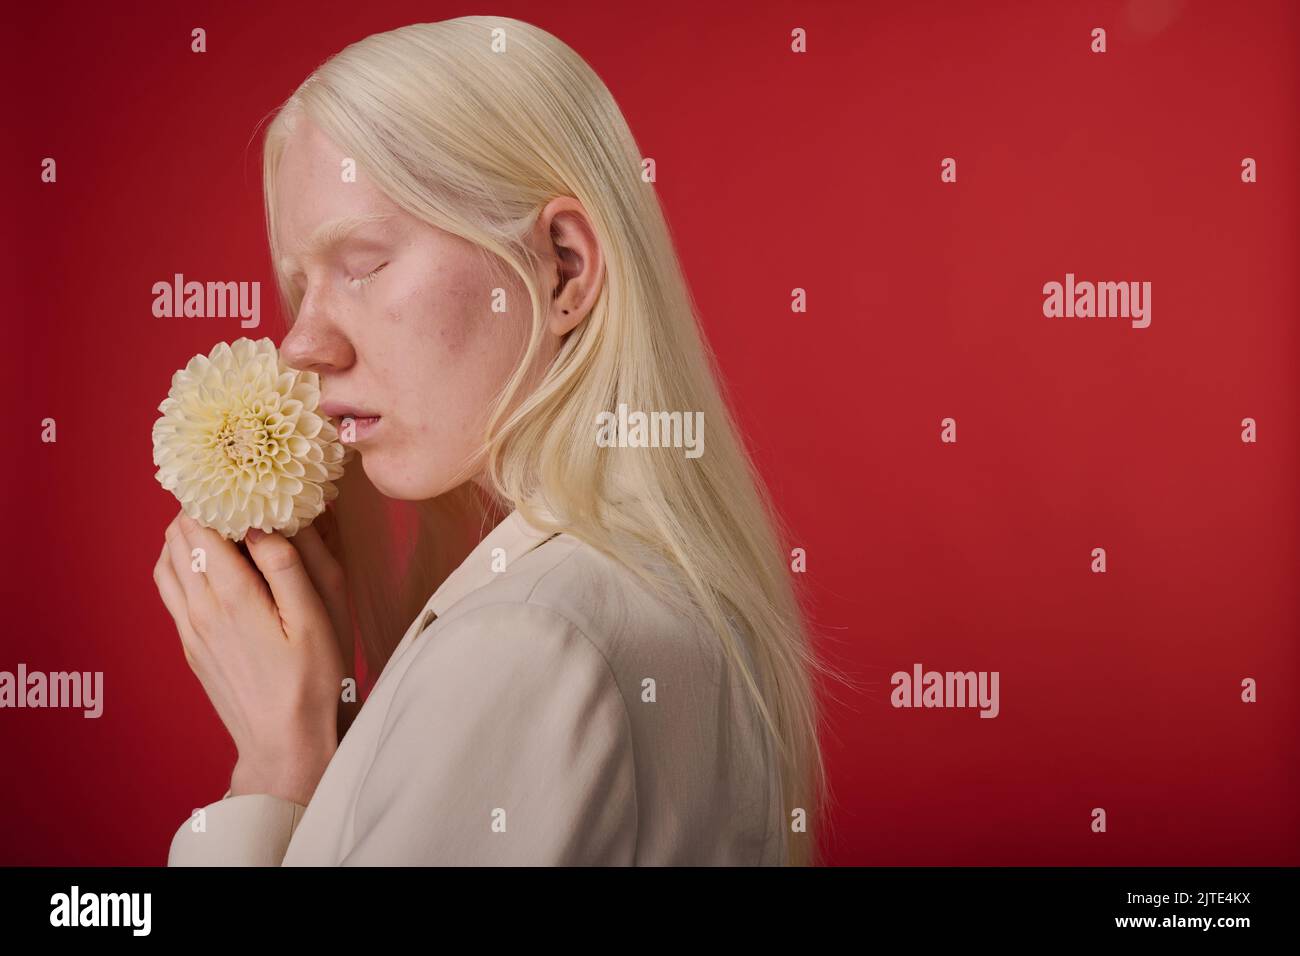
349,262 -> 389,288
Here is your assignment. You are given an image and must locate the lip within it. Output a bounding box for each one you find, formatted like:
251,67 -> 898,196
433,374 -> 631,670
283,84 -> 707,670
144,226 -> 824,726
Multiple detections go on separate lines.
320,401 -> 383,444
320,400 -> 380,419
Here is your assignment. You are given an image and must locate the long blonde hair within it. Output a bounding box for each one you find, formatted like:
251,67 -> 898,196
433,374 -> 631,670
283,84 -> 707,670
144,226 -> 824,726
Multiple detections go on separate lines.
262,15 -> 841,865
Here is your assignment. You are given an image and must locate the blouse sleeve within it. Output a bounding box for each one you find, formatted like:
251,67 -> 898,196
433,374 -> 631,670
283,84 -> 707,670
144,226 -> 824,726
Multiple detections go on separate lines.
167,786 -> 306,866
339,602 -> 639,865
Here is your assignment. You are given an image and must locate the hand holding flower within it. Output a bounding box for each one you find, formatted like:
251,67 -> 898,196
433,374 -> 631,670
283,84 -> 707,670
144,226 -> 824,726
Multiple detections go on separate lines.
153,510 -> 347,807
150,338 -> 358,804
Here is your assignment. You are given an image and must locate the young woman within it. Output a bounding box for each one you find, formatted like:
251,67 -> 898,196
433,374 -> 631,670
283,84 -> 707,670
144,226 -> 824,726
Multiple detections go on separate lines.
155,15 -> 831,866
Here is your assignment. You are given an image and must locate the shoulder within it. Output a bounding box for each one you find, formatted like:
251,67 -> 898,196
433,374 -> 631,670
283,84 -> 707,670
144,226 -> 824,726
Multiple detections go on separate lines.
395,531 -> 726,734
428,531 -> 722,685
382,597 -> 632,751
373,542 -> 641,775
353,542 -> 644,864
381,536 -> 626,726
372,530 -> 776,864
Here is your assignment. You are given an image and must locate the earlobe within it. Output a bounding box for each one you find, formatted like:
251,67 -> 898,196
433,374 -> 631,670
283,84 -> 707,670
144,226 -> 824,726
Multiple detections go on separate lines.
544,250 -> 586,337
547,302 -> 583,337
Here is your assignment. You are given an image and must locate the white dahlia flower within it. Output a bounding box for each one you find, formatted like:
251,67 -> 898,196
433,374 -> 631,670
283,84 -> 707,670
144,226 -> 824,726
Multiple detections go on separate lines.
152,337 -> 349,541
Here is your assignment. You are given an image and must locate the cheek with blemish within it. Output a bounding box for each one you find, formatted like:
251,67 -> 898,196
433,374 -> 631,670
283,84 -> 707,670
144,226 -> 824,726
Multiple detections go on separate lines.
442,291 -> 496,358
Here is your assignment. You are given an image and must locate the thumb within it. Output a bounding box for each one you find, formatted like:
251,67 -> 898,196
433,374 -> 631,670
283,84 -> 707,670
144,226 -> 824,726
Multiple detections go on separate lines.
245,528 -> 330,638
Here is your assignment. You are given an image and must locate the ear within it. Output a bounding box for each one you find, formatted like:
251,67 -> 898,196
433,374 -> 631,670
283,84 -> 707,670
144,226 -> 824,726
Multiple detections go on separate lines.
533,196 -> 604,337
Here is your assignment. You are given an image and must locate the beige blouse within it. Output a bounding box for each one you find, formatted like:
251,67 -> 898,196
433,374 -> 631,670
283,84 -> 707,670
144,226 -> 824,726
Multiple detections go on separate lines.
167,508 -> 786,865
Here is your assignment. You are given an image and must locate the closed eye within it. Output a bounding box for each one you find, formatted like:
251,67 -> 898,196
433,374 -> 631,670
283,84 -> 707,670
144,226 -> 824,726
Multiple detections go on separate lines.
349,262 -> 389,288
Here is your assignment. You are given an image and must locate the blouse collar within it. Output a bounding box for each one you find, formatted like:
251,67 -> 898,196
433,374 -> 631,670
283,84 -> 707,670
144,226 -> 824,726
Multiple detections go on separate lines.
425,507 -> 560,619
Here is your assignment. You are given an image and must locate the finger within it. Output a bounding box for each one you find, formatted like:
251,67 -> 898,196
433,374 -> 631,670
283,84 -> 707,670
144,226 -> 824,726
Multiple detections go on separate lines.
245,529 -> 331,638
153,545 -> 200,666
178,513 -> 253,587
166,513 -> 209,604
314,506 -> 341,556
292,524 -> 345,599
293,523 -> 355,673
292,524 -> 351,621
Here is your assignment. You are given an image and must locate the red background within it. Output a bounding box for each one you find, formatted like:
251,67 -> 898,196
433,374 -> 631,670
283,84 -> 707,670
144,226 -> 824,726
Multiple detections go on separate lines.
5,0 -> 1297,865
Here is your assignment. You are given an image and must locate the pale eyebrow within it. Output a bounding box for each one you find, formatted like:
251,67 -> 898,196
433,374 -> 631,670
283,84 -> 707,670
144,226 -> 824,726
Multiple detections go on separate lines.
278,214 -> 391,273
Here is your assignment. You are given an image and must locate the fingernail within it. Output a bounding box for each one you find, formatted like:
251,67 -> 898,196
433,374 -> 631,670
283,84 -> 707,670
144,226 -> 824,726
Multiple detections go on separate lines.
246,529 -> 264,544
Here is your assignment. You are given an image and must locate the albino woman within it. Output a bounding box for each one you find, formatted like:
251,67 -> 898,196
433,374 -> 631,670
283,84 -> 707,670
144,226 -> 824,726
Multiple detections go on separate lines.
154,16 -> 832,866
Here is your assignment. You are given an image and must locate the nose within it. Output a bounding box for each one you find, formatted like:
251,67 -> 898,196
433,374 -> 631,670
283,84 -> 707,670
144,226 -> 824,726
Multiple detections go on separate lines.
280,282 -> 356,374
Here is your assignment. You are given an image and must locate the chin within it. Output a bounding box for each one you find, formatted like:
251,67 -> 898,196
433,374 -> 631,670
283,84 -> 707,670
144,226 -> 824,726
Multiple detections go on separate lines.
359,450 -> 457,501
